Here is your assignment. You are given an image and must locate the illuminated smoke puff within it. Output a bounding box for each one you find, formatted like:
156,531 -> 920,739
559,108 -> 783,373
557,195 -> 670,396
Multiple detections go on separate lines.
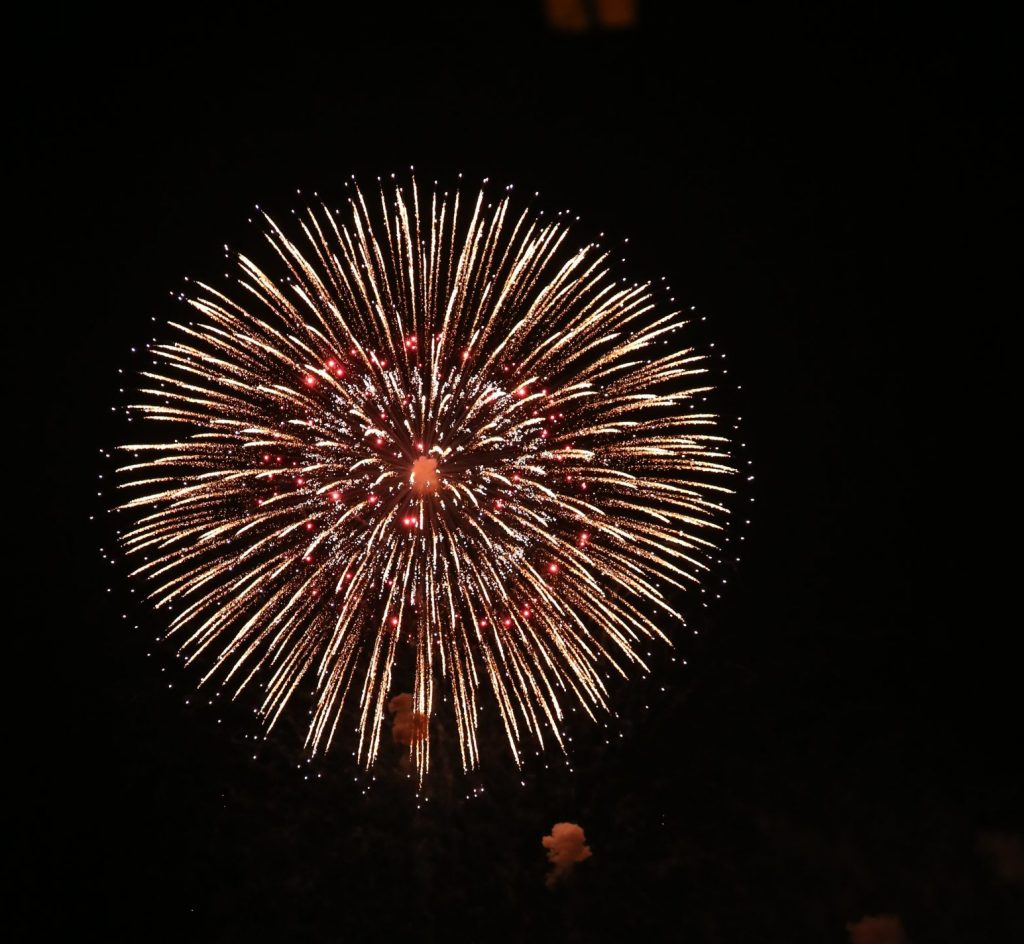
388,693 -> 428,747
116,177 -> 735,780
846,915 -> 907,944
542,822 -> 592,887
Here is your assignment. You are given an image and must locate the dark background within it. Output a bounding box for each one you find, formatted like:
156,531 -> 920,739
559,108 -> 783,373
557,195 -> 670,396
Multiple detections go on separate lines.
17,4 -> 1017,941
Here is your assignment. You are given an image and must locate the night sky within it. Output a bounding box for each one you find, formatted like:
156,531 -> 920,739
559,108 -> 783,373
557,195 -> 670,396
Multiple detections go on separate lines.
18,5 -> 1018,941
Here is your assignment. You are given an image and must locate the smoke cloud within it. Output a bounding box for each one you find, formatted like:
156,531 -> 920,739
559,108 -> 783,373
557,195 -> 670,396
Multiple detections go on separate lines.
542,822 -> 592,887
846,914 -> 907,944
388,693 -> 428,746
976,831 -> 1024,886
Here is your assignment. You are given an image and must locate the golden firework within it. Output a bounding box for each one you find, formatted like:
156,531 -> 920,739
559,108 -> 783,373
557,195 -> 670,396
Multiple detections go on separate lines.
117,178 -> 734,778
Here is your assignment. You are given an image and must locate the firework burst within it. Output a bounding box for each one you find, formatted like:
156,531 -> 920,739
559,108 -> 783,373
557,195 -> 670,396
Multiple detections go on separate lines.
116,178 -> 735,778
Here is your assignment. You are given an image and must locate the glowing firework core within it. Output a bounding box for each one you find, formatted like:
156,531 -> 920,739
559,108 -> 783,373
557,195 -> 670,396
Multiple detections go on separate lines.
410,456 -> 440,497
